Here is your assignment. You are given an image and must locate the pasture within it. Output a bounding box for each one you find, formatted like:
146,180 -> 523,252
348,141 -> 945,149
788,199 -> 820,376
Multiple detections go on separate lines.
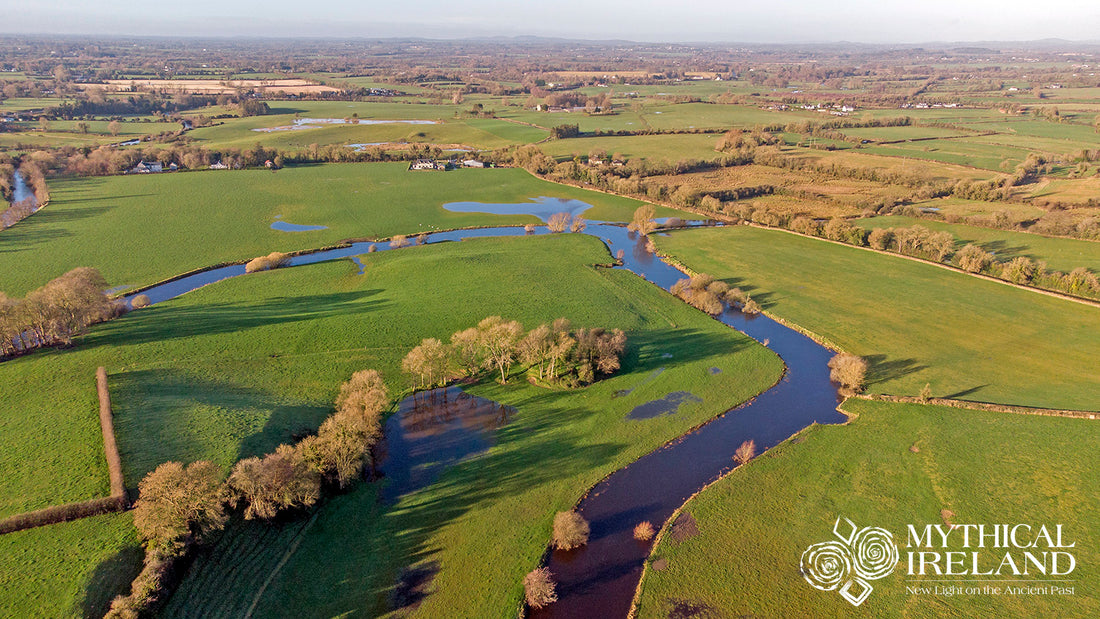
657,225 -> 1100,410
0,233 -> 782,616
857,215 -> 1100,273
635,398 -> 1100,619
0,162 -> 684,296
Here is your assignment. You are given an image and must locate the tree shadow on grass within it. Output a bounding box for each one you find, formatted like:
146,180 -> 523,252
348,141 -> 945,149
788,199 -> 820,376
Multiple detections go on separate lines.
864,354 -> 926,386
78,544 -> 144,619
972,239 -> 1031,261
111,369 -> 333,492
83,288 -> 387,349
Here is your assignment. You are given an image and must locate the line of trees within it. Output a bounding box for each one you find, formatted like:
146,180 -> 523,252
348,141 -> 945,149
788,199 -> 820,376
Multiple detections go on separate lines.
107,368 -> 390,617
0,267 -> 117,359
404,316 -> 627,389
777,216 -> 1100,300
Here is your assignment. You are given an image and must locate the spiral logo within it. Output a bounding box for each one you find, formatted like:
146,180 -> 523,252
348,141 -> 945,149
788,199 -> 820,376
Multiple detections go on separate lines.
800,516 -> 899,606
851,526 -> 899,581
800,541 -> 852,591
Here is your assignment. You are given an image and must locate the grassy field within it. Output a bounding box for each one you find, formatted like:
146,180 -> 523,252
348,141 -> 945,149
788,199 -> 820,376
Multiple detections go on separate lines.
636,398 -> 1100,619
0,513 -> 140,619
657,226 -> 1100,410
541,133 -> 724,162
0,233 -> 782,616
0,162 -> 687,296
857,215 -> 1100,273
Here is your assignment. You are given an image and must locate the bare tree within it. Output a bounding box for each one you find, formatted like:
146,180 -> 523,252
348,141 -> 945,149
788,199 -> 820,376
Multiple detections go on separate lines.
402,338 -> 450,388
390,234 -> 410,249
570,215 -> 587,233
547,212 -> 571,233
733,439 -> 756,465
132,461 -> 228,550
517,324 -> 554,379
828,353 -> 868,393
552,511 -> 590,550
524,568 -> 557,609
476,316 -> 524,383
627,204 -> 658,236
228,444 -> 321,519
450,327 -> 484,377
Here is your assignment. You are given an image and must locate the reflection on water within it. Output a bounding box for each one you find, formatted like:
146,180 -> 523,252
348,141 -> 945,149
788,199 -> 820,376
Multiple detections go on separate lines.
379,386 -> 515,504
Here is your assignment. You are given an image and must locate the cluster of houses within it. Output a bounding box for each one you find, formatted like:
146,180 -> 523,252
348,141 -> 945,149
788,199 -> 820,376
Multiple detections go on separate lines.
800,103 -> 857,116
409,158 -> 487,171
898,102 -> 960,109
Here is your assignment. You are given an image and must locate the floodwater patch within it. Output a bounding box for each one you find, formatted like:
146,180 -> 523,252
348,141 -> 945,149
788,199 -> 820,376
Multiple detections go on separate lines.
253,118 -> 438,132
442,196 -> 593,222
708,367 -> 722,375
350,256 -> 366,275
379,386 -> 516,503
627,391 -> 702,420
271,220 -> 328,232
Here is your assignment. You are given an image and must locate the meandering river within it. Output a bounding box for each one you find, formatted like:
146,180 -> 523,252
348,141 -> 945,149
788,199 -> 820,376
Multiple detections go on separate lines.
125,197 -> 846,617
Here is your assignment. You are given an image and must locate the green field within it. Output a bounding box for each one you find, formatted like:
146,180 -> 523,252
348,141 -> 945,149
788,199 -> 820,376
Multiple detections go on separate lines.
657,226 -> 1100,410
0,233 -> 782,616
636,398 -> 1100,619
857,215 -> 1100,273
0,513 -> 140,619
541,133 -> 724,162
0,162 -> 687,296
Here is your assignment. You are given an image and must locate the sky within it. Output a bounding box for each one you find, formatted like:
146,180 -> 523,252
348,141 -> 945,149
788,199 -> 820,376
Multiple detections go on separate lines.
3,0 -> 1099,43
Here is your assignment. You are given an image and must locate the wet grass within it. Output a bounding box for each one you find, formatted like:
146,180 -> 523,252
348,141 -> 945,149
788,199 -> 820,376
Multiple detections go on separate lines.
0,512 -> 140,619
0,161 -> 685,296
636,399 -> 1100,618
857,215 -> 1100,274
657,226 -> 1100,410
0,233 -> 782,616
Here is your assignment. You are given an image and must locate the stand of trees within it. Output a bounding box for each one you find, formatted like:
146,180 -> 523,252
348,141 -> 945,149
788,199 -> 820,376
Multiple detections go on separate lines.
403,316 -> 627,389
0,267 -> 115,358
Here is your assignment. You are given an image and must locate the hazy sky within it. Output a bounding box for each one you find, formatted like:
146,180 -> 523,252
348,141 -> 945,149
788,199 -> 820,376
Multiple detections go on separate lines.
4,0 -> 1099,43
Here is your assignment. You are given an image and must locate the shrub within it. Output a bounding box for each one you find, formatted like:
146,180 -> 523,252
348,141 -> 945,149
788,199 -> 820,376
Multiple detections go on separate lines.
954,244 -> 993,273
633,521 -> 656,541
245,251 -> 290,273
919,383 -> 933,402
547,212 -> 571,232
389,234 -> 409,249
524,568 -> 558,609
733,439 -> 756,465
131,460 -> 227,550
228,444 -> 321,520
552,510 -> 590,550
828,353 -> 867,392
868,227 -> 893,250
130,294 -> 151,309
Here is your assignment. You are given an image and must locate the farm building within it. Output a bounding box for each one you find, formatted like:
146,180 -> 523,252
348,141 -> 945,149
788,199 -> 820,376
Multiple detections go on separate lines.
130,161 -> 163,174
410,159 -> 442,171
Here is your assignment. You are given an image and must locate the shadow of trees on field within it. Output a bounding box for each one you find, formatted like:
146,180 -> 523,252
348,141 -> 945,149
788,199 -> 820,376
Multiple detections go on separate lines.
111,369 -> 332,491
79,544 -> 144,619
85,288 -> 387,349
944,384 -> 989,399
972,239 -> 1031,261
864,354 -> 926,386
716,275 -> 777,309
